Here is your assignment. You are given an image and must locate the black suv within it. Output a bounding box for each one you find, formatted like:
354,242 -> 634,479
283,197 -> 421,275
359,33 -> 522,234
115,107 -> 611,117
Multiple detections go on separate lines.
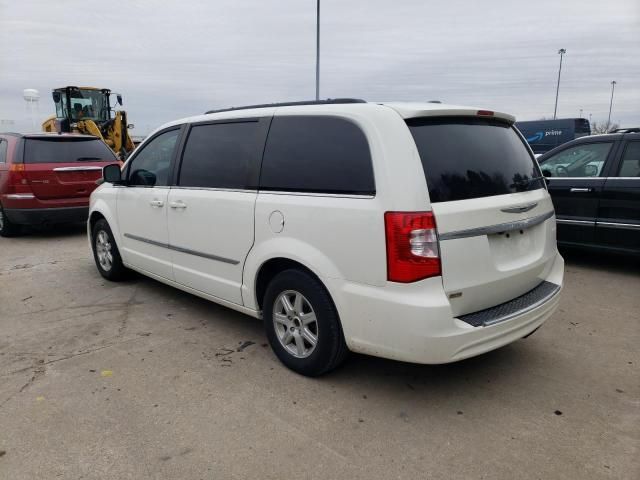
538,132 -> 640,254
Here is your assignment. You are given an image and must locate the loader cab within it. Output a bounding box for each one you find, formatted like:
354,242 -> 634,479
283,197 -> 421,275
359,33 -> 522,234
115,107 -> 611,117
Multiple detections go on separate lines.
52,86 -> 122,127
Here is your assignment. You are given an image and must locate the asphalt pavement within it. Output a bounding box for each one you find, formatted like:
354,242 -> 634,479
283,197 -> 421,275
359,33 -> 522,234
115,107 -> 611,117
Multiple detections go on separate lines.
0,224 -> 638,479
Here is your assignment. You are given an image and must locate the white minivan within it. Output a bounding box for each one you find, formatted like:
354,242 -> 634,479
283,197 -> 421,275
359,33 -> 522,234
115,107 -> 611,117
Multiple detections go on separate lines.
90,99 -> 564,376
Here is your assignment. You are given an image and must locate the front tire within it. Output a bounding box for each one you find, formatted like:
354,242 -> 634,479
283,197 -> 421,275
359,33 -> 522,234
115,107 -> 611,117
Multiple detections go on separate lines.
0,203 -> 21,237
264,269 -> 348,376
91,218 -> 127,281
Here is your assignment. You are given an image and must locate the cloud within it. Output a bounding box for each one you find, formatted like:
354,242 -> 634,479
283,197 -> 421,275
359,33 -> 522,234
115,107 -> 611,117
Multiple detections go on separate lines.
0,0 -> 638,134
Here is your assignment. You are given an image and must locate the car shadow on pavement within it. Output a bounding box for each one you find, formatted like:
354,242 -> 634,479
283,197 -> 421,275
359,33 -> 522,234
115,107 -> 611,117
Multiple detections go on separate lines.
99,259 -> 543,392
334,343 -> 532,389
17,222 -> 87,239
124,271 -> 528,387
560,246 -> 640,276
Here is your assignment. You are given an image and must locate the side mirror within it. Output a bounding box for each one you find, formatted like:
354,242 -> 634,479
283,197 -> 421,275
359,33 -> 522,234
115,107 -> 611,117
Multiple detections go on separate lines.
103,164 -> 123,184
127,123 -> 135,129
130,169 -> 156,186
584,164 -> 598,176
52,91 -> 61,103
116,94 -> 123,106
542,169 -> 552,178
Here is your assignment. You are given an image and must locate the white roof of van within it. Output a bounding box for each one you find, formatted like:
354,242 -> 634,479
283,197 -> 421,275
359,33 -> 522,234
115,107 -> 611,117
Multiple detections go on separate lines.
153,101 -> 516,138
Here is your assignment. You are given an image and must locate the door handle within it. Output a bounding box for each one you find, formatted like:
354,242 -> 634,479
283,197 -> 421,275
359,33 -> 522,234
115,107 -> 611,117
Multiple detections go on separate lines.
169,201 -> 187,209
570,188 -> 592,193
149,199 -> 164,207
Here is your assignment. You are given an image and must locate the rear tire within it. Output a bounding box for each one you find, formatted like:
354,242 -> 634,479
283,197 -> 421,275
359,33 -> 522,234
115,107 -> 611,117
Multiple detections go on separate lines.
91,218 -> 127,281
264,269 -> 348,376
0,203 -> 21,237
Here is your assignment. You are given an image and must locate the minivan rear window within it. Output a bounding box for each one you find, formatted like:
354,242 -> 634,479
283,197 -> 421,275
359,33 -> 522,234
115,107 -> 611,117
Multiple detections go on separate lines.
24,137 -> 116,163
407,117 -> 544,202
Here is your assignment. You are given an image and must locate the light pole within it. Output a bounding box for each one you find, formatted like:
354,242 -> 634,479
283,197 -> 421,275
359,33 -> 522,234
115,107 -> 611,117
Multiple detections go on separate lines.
579,108 -> 583,118
315,0 -> 320,101
553,48 -> 566,120
607,80 -> 617,130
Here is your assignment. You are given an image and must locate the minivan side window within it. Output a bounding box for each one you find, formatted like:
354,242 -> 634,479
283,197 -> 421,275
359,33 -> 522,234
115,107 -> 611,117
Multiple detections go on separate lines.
127,129 -> 180,187
178,121 -> 262,189
0,140 -> 7,163
540,143 -> 613,178
260,116 -> 375,195
617,141 -> 640,177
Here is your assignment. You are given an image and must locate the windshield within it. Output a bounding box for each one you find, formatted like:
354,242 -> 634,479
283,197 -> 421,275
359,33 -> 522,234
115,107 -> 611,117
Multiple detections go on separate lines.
407,117 -> 544,202
55,89 -> 110,123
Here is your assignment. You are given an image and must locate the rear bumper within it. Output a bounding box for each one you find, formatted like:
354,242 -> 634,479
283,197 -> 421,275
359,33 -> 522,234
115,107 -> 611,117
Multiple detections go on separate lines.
3,206 -> 89,225
458,280 -> 561,327
328,252 -> 565,365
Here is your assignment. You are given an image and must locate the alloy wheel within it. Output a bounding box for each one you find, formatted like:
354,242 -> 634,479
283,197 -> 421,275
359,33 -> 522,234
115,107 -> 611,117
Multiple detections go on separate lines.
95,230 -> 113,271
273,290 -> 319,358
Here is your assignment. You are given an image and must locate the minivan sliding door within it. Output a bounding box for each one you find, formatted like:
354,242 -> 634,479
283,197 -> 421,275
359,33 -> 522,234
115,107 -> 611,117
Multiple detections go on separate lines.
167,118 -> 269,304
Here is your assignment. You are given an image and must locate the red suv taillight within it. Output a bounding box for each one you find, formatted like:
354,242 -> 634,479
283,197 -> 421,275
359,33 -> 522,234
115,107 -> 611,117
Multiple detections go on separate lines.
7,163 -> 29,194
384,211 -> 441,283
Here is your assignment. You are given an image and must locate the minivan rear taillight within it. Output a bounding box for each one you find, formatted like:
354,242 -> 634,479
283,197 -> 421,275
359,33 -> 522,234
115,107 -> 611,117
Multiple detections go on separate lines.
384,211 -> 441,283
7,163 -> 29,194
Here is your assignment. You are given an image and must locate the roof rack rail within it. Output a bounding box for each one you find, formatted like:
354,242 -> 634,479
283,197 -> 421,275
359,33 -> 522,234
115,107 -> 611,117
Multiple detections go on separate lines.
612,127 -> 640,133
205,98 -> 366,114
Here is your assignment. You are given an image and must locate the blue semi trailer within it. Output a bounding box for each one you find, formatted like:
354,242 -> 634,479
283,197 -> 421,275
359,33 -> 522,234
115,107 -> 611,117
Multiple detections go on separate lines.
515,118 -> 591,154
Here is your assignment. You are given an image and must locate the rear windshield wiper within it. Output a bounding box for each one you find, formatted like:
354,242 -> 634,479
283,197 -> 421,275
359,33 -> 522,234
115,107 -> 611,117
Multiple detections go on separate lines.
76,156 -> 103,161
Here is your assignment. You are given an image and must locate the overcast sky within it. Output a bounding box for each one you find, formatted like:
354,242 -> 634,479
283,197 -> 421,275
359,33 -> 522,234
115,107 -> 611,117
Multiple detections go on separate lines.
1,0 -> 638,135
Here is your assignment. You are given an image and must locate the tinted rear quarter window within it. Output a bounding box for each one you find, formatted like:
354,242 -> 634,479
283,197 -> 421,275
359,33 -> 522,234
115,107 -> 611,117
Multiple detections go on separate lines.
24,138 -> 116,163
260,116 -> 375,195
407,117 -> 543,202
179,121 -> 262,189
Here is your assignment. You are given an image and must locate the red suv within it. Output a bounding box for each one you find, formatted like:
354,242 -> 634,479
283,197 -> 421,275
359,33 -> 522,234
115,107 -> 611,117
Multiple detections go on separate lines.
0,133 -> 118,236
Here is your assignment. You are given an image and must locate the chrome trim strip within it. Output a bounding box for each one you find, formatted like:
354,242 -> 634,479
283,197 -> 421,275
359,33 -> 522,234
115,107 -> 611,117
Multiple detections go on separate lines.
258,190 -> 375,199
439,210 -> 555,241
5,193 -> 35,199
170,186 -> 255,193
124,233 -> 167,249
53,166 -> 103,172
546,177 -> 604,180
482,283 -> 561,326
547,177 -> 638,180
501,202 -> 538,213
556,218 -> 595,226
116,186 -> 171,189
123,233 -> 240,265
169,186 -> 375,198
596,221 -> 640,231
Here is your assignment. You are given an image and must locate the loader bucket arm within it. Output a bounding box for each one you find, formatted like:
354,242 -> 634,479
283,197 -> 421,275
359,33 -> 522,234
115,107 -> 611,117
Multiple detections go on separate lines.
78,120 -> 110,145
107,111 -> 135,159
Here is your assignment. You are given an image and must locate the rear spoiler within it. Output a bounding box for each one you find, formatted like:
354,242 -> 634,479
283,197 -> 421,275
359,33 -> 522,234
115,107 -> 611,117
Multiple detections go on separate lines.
383,103 -> 516,125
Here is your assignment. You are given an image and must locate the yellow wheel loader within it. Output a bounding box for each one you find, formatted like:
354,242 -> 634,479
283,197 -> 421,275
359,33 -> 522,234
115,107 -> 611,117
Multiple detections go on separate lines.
42,86 -> 135,159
